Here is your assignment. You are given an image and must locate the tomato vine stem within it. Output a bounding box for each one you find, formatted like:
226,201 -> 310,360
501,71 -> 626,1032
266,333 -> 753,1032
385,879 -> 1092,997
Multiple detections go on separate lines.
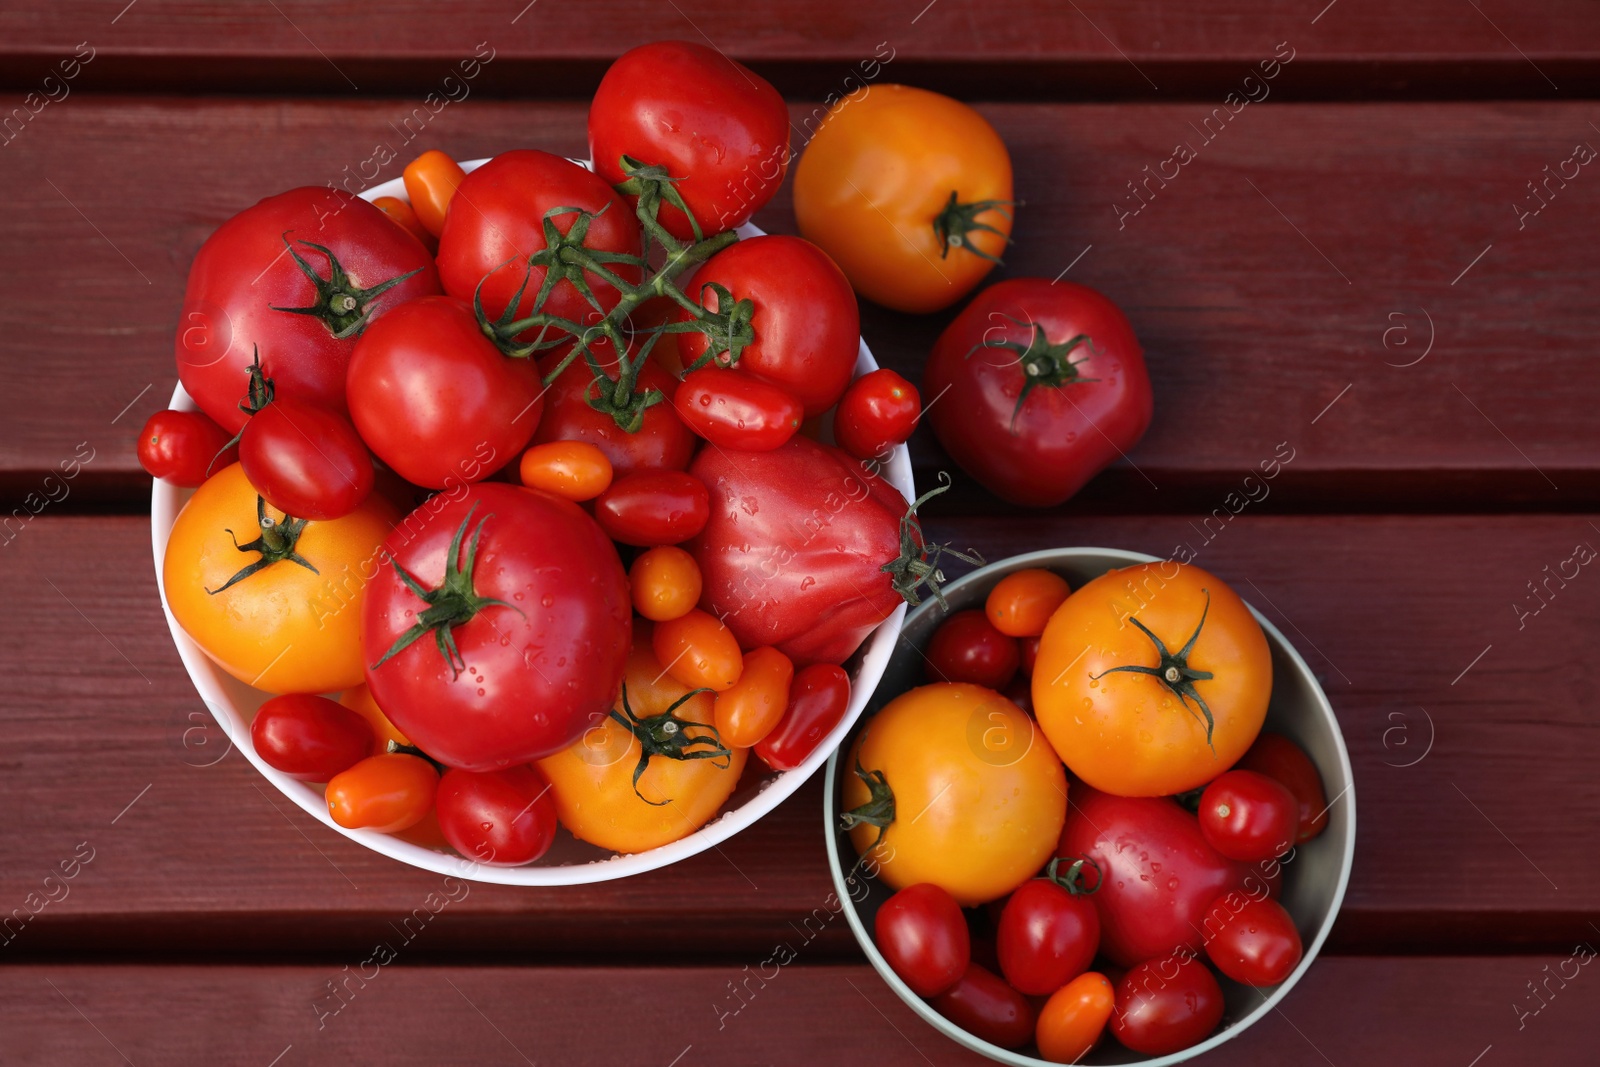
607,684 -> 731,804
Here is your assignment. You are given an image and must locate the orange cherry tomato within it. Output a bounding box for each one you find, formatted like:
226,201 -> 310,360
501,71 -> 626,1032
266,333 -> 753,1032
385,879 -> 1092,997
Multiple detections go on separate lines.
339,683 -> 412,749
986,568 -> 1072,638
326,753 -> 439,833
652,608 -> 743,692
372,195 -> 437,251
1035,971 -> 1115,1064
403,150 -> 467,237
519,441 -> 614,501
629,546 -> 703,622
714,646 -> 793,747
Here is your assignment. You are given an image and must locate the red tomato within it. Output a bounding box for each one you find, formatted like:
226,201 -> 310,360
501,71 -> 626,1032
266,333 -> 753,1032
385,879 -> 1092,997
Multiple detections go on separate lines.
1111,956 -> 1225,1055
753,663 -> 851,771
1019,636 -> 1041,676
876,883 -> 971,997
595,469 -> 710,547
924,278 -> 1152,508
326,753 -> 438,833
835,369 -> 920,461
1036,972 -> 1114,1064
931,963 -> 1036,1050
675,236 -> 859,416
435,150 -> 642,331
534,347 -> 696,479
1236,732 -> 1330,843
435,765 -> 558,867
687,435 -> 916,665
589,41 -> 790,241
674,367 -> 803,451
346,295 -> 544,490
363,483 -> 631,770
250,693 -> 375,783
997,857 -> 1102,996
1058,786 -> 1276,967
1199,770 -> 1299,863
176,187 -> 440,433
925,610 -> 1021,690
237,398 -> 374,520
1003,675 -> 1033,714
1203,896 -> 1303,987
137,409 -> 236,487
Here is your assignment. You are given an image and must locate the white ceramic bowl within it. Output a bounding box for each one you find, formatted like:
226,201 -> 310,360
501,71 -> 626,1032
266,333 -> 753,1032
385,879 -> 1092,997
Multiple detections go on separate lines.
823,548 -> 1355,1065
152,157 -> 914,885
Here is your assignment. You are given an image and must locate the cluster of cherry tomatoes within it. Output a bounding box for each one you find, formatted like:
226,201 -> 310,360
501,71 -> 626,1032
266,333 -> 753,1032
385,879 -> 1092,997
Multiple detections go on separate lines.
845,562 -> 1331,1060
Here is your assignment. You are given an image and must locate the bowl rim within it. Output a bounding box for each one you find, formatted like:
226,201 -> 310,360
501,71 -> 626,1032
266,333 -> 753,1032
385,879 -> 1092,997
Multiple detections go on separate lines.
822,547 -> 1356,1066
151,156 -> 914,886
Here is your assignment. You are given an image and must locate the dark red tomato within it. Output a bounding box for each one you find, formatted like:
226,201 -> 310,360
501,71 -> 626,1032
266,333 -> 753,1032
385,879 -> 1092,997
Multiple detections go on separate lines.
676,236 -> 859,416
176,187 -> 439,434
1111,955 -> 1225,1055
346,296 -> 544,490
363,483 -> 631,770
1236,732 -> 1330,843
534,346 -> 696,479
1058,787 -> 1277,967
1019,636 -> 1041,676
435,150 -> 641,332
594,470 -> 710,547
753,663 -> 851,771
931,963 -> 1037,1050
137,409 -> 236,487
875,883 -> 971,997
674,366 -> 802,451
687,435 -> 914,665
250,693 -> 375,783
996,860 -> 1101,996
924,278 -> 1152,508
238,399 -> 373,520
835,369 -> 920,461
1003,675 -> 1033,714
435,765 -> 558,867
589,41 -> 790,241
1204,895 -> 1302,987
925,610 -> 1021,690
1199,770 -> 1299,863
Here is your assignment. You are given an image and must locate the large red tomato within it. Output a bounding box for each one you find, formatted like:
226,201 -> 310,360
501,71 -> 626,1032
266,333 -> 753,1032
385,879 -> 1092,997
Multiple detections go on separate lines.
176,187 -> 440,433
924,278 -> 1152,508
362,483 -> 631,770
589,40 -> 790,241
533,344 -> 697,479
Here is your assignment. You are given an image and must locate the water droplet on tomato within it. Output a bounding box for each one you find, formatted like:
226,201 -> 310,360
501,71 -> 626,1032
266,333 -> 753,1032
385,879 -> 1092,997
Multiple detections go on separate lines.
476,688 -> 485,696
542,594 -> 555,608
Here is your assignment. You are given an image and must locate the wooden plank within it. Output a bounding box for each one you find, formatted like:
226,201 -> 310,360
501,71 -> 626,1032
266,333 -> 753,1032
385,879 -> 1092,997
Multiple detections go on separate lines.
1,1 -> 1597,98
3,99 -> 1598,512
0,958 -> 1594,1064
3,514 -> 1597,958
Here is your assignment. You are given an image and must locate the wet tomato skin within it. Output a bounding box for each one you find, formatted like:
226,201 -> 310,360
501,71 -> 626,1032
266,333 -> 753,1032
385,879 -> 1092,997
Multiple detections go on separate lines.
931,962 -> 1037,1050
138,409 -> 236,487
925,609 -> 1021,689
595,469 -> 711,546
753,663 -> 851,771
435,765 -> 558,866
1110,955 -> 1224,1056
1199,769 -> 1300,862
250,693 -> 376,782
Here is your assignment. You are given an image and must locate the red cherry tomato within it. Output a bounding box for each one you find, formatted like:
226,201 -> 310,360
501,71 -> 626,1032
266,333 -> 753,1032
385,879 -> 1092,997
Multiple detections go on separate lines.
834,369 -> 920,461
997,857 -> 1102,996
1036,971 -> 1115,1064
595,469 -> 710,546
674,367 -> 803,452
237,398 -> 374,520
326,753 -> 439,833
137,409 -> 236,487
931,962 -> 1037,1050
875,883 -> 971,997
1111,955 -> 1225,1055
753,663 -> 851,771
1236,732 -> 1330,843
1019,636 -> 1041,676
925,609 -> 1021,690
435,765 -> 558,867
1003,675 -> 1033,714
534,346 -> 697,479
250,693 -> 376,783
1203,896 -> 1303,987
1199,769 -> 1300,863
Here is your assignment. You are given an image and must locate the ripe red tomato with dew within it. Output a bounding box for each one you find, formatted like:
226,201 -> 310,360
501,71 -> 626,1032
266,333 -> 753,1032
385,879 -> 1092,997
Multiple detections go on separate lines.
250,693 -> 375,783
875,883 -> 971,997
674,367 -> 803,452
1203,895 -> 1303,987
1236,731 -> 1331,843
925,609 -> 1021,689
534,345 -> 697,479
1199,769 -> 1300,862
362,483 -> 631,771
137,409 -> 236,487
435,765 -> 559,867
595,469 -> 710,546
238,398 -> 373,520
834,369 -> 920,461
1111,955 -> 1225,1055
931,962 -> 1037,1050
754,663 -> 851,771
996,856 -> 1102,997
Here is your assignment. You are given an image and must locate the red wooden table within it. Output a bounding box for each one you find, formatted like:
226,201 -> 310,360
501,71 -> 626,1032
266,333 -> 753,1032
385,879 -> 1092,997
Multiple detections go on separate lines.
2,2 -> 1598,1063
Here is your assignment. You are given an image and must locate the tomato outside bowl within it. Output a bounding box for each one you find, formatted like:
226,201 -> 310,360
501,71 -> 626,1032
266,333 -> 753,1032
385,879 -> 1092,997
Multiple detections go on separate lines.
150,157 -> 914,886
823,548 -> 1355,1065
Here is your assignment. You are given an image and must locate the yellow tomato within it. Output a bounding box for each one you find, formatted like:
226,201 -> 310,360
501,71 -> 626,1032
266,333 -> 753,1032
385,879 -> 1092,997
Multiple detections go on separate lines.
843,683 -> 1066,906
163,463 -> 398,694
339,683 -> 411,748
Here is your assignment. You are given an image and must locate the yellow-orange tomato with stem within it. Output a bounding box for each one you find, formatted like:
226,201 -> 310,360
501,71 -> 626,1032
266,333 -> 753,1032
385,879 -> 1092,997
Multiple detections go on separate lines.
339,683 -> 411,748
519,441 -> 614,501
714,647 -> 793,748
1035,972 -> 1115,1063
326,753 -> 439,833
986,568 -> 1072,638
372,195 -> 436,251
793,85 -> 1012,313
403,150 -> 466,236
653,608 -> 743,691
629,546 -> 703,622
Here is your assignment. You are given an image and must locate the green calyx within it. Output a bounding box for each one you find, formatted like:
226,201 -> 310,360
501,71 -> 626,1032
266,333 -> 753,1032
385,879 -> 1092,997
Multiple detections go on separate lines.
608,683 -> 731,805
1090,589 -> 1218,751
206,495 -> 319,595
269,233 -> 423,339
1043,855 -> 1103,896
880,472 -> 986,609
967,315 -> 1101,427
839,760 -> 896,878
932,190 -> 1015,264
210,345 -> 275,474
